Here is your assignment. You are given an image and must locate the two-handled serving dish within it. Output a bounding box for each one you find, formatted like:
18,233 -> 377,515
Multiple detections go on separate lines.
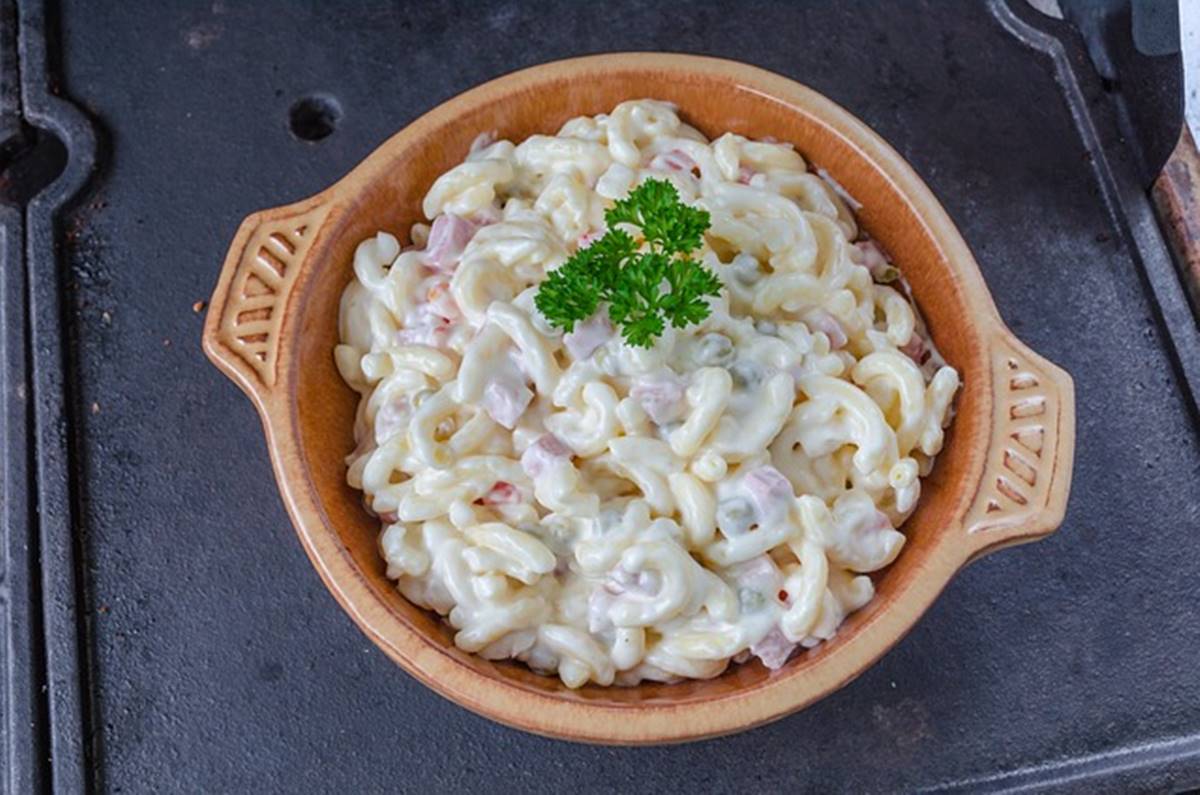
203,53 -> 1074,744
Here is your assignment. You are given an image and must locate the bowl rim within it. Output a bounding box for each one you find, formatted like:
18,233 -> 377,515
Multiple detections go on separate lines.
202,52 -> 1075,744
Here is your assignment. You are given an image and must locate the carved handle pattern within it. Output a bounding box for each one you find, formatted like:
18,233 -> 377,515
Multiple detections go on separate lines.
211,202 -> 332,391
962,334 -> 1075,557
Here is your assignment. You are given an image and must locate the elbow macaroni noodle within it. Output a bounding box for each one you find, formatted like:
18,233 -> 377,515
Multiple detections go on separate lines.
335,100 -> 961,687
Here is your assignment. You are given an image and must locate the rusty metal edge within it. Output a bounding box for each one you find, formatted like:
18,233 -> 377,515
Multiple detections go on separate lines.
1152,125 -> 1200,319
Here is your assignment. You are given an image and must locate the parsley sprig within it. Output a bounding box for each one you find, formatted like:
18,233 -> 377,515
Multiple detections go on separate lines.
534,179 -> 722,348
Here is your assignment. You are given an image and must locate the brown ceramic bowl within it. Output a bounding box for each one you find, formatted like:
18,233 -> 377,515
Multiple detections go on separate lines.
202,53 -> 1074,744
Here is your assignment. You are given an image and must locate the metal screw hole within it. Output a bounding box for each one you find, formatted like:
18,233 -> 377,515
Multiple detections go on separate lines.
288,94 -> 341,142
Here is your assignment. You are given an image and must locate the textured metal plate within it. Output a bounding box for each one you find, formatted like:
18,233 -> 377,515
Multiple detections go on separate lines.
30,0 -> 1200,791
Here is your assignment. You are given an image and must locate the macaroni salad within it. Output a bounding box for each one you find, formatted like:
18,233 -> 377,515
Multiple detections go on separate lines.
335,100 -> 960,687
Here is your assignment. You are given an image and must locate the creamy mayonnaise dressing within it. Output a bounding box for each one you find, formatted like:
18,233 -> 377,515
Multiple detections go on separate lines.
334,100 -> 960,688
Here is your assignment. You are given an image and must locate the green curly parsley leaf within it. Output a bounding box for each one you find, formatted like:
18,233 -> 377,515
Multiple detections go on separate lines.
535,179 -> 722,348
533,229 -> 637,332
606,178 -> 711,256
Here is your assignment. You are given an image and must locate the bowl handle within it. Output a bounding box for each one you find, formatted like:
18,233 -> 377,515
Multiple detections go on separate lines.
956,331 -> 1076,564
202,197 -> 335,406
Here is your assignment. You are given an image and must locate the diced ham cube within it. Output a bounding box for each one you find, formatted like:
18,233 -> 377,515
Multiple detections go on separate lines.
563,312 -> 613,360
630,373 -> 685,425
807,309 -> 847,349
737,166 -> 756,184
751,626 -> 798,671
395,325 -> 446,347
482,376 -> 533,429
577,229 -> 603,248
479,481 -> 521,506
378,511 -> 399,524
395,311 -> 452,348
649,149 -> 697,173
374,396 -> 410,445
520,434 -> 571,478
425,213 -> 476,270
900,333 -> 930,365
741,466 -> 794,525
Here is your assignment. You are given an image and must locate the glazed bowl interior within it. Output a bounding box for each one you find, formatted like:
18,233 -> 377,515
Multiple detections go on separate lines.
289,65 -> 986,708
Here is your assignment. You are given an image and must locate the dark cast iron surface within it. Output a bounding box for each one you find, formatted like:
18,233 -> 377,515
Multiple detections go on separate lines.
8,0 -> 1198,791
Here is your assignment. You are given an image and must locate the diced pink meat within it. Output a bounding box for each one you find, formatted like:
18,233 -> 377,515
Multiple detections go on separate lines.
479,481 -> 522,506
395,310 -> 452,348
751,626 -> 798,671
378,511 -> 399,524
737,166 -> 756,184
649,149 -> 697,173
520,434 -> 571,478
563,312 -> 613,360
900,333 -> 930,365
395,324 -> 448,347
425,213 -> 476,270
374,396 -> 410,444
630,373 -> 685,425
482,376 -> 533,429
469,130 -> 497,154
807,310 -> 847,349
741,466 -> 794,525
854,239 -> 892,280
577,229 -> 603,248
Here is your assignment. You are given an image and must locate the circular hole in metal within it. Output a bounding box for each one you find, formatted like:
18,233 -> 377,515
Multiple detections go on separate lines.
288,94 -> 342,142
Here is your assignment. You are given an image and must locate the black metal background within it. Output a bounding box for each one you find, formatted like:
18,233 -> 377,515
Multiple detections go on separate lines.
3,0 -> 1199,792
